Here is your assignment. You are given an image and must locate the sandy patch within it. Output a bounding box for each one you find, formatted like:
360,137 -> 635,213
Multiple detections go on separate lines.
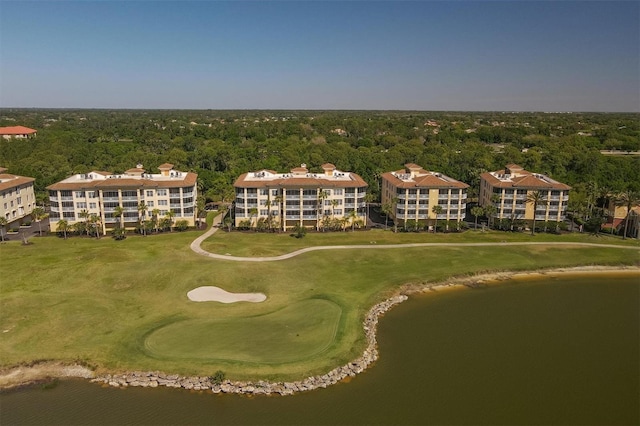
187,286 -> 266,303
0,362 -> 95,390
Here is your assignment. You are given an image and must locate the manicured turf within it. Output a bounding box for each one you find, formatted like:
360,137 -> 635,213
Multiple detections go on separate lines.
201,228 -> 640,257
144,299 -> 342,363
0,229 -> 638,381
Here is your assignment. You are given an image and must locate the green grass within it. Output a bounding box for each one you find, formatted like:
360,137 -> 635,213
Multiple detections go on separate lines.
201,228 -> 640,257
144,299 -> 342,364
0,230 -> 638,381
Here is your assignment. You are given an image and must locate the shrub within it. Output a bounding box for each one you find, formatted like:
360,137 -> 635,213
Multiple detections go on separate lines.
209,370 -> 226,385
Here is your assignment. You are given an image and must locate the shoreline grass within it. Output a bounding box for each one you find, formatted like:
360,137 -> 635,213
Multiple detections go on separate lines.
1,230 -> 638,382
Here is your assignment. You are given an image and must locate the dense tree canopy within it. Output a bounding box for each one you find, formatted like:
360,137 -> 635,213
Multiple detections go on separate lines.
1,109 -> 638,205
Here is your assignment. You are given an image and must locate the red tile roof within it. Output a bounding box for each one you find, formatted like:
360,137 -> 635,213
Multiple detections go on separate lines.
0,174 -> 36,192
0,126 -> 37,135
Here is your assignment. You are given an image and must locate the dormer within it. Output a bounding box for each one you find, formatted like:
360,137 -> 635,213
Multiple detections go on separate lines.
404,163 -> 422,178
158,163 -> 174,177
321,163 -> 336,177
125,164 -> 145,177
291,163 -> 308,176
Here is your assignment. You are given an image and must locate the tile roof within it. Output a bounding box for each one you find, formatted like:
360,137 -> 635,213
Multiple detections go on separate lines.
481,165 -> 571,190
0,173 -> 36,192
0,126 -> 37,135
382,167 -> 469,189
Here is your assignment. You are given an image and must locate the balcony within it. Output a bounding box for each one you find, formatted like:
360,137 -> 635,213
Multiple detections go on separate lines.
103,196 -> 119,202
285,215 -> 301,219
104,218 -> 118,223
60,196 -> 73,201
285,194 -> 300,200
396,194 -> 406,200
302,215 -> 317,220
170,203 -> 182,209
407,194 -> 417,200
121,196 -> 138,201
50,207 -> 60,212
417,214 -> 428,219
62,207 -> 75,212
344,203 -> 355,208
419,194 -> 429,199
302,194 -> 317,200
183,202 -> 194,208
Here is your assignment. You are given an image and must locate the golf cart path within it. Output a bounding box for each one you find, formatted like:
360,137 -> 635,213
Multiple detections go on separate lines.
191,215 -> 640,262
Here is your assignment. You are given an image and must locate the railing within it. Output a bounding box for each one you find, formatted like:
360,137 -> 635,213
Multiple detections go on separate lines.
62,207 -> 75,212
344,203 -> 355,208
419,194 -> 429,199
438,195 -> 448,200
170,203 -> 182,208
417,214 -> 428,219
285,195 -> 300,200
50,207 -> 60,212
124,207 -> 138,212
302,194 -> 317,200
450,194 -> 460,199
407,194 -> 417,199
302,215 -> 317,220
437,214 -> 448,219
103,197 -> 119,202
122,196 -> 138,201
104,218 -> 118,223
60,196 -> 73,201
286,215 -> 300,219
183,202 -> 194,208
396,194 -> 406,200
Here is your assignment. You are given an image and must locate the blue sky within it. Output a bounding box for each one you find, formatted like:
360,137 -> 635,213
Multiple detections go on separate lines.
1,1 -> 638,111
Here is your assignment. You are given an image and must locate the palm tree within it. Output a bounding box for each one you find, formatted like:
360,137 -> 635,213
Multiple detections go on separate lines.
57,219 -> 69,239
317,190 -> 328,231
364,192 -> 375,229
78,209 -> 90,236
151,208 -> 160,233
471,206 -> 484,230
31,207 -> 47,237
483,204 -> 497,229
249,207 -> 258,230
348,209 -> 358,231
431,205 -> 443,233
526,190 -> 546,236
274,194 -> 284,232
113,205 -> 125,230
0,217 -> 7,242
137,201 -> 148,236
614,190 -> 640,240
264,197 -> 273,231
381,201 -> 393,230
164,210 -> 175,232
88,213 -> 102,239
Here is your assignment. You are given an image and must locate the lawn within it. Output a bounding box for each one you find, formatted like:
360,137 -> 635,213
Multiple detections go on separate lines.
0,229 -> 638,381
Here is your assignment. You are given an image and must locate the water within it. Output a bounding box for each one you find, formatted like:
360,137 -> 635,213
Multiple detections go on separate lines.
2,275 -> 638,425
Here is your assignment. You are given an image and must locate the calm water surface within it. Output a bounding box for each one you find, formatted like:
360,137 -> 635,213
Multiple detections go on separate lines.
2,275 -> 638,425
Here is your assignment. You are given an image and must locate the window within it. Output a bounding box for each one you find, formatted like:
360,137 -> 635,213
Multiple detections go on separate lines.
260,210 -> 269,216
272,189 -> 278,196
88,191 -> 97,198
3,203 -> 6,209
89,203 -> 97,209
334,209 -> 342,215
158,200 -> 168,206
75,191 -> 85,198
146,190 -> 154,197
147,201 -> 154,207
157,189 -> 167,196
16,197 -> 21,204
76,202 -> 87,209
260,189 -> 269,196
334,189 -> 343,195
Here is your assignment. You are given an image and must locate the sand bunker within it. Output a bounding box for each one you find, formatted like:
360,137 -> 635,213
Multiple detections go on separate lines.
187,286 -> 266,303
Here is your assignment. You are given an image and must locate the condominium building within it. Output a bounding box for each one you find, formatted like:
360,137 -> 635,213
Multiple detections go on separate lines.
479,164 -> 570,222
233,163 -> 368,231
381,163 -> 468,226
0,126 -> 37,139
47,163 -> 197,235
0,167 -> 37,224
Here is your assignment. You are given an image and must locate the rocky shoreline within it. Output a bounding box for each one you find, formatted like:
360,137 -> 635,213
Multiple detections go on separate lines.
2,265 -> 638,395
90,294 -> 408,395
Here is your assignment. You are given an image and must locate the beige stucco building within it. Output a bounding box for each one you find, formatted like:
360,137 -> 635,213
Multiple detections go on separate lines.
381,163 -> 468,227
233,163 -> 368,231
0,167 -> 37,225
479,164 -> 571,222
47,163 -> 197,235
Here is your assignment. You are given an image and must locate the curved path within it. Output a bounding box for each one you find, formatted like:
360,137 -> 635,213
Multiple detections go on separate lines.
191,215 -> 640,262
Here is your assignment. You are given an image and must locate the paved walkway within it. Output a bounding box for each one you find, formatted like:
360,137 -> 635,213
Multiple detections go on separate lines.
190,215 -> 640,262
